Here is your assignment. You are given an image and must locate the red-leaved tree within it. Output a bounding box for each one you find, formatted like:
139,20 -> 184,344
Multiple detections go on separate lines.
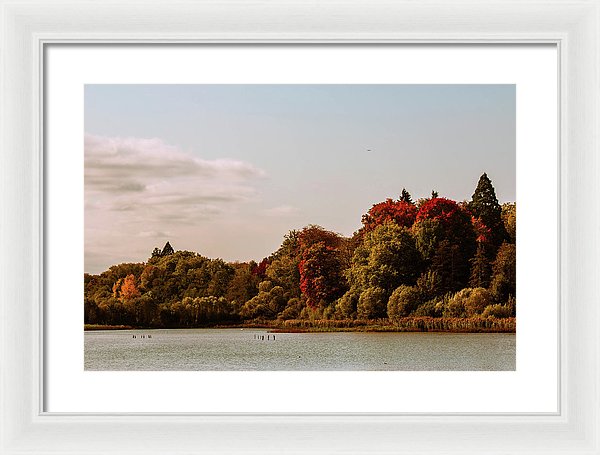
297,225 -> 347,308
299,242 -> 346,308
414,198 -> 477,293
471,216 -> 492,244
361,199 -> 417,233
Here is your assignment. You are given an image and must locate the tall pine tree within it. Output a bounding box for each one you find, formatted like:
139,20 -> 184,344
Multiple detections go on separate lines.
399,188 -> 413,205
161,241 -> 174,256
469,243 -> 493,288
469,173 -> 506,248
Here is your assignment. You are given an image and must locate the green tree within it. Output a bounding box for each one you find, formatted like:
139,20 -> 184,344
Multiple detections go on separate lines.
415,271 -> 442,301
278,297 -> 305,320
348,223 -> 423,297
502,202 -> 516,244
139,264 -> 164,298
225,263 -> 260,306
446,287 -> 492,317
490,242 -> 516,303
482,303 -> 513,318
240,281 -> 287,320
264,230 -> 304,300
357,287 -> 387,319
335,290 -> 359,319
414,197 -> 477,292
388,285 -> 422,319
430,240 -> 470,294
412,218 -> 444,262
267,254 -> 301,300
205,259 -> 235,297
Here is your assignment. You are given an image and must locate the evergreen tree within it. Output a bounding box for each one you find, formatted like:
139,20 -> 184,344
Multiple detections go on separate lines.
399,188 -> 413,205
469,243 -> 493,288
161,241 -> 174,256
469,173 -> 505,247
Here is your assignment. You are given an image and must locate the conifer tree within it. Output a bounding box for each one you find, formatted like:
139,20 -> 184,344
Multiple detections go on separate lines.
469,173 -> 505,247
161,241 -> 174,256
399,188 -> 413,205
469,243 -> 493,288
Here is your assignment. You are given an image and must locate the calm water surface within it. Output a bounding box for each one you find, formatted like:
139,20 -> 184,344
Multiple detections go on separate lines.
84,328 -> 515,371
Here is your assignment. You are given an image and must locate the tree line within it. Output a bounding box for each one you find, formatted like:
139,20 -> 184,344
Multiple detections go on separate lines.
84,173 -> 516,329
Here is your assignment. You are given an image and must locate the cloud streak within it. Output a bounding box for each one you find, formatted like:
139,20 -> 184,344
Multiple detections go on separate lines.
85,134 -> 264,192
85,134 -> 266,272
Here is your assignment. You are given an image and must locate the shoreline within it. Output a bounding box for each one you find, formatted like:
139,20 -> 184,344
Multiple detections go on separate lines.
84,324 -> 135,331
85,317 -> 515,333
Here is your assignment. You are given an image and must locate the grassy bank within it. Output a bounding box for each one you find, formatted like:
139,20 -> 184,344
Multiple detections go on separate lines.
85,317 -> 515,333
230,317 -> 515,333
84,324 -> 135,331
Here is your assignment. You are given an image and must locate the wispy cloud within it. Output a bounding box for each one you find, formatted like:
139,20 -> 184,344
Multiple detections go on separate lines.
85,134 -> 266,272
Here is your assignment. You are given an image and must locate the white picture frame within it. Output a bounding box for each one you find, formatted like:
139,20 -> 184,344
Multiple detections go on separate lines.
1,1 -> 598,453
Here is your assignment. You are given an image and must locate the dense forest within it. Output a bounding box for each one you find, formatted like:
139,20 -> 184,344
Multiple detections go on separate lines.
84,173 -> 516,331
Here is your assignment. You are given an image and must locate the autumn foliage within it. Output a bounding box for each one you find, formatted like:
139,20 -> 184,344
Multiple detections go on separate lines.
297,226 -> 347,308
84,174 -> 515,329
471,216 -> 492,244
416,197 -> 472,235
299,242 -> 346,308
361,199 -> 417,233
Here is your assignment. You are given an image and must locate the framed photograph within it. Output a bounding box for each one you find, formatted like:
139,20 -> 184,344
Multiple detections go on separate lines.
1,1 -> 599,454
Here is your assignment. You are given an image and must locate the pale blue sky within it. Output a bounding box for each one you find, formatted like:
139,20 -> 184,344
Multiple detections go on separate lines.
85,85 -> 515,273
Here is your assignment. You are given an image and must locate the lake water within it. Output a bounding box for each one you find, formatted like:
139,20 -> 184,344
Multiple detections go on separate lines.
84,328 -> 515,371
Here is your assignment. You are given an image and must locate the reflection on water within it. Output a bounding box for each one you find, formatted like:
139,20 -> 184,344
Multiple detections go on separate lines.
84,328 -> 515,371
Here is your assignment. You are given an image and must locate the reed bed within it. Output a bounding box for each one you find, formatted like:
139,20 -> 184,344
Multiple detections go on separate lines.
84,324 -> 134,331
275,317 -> 515,333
